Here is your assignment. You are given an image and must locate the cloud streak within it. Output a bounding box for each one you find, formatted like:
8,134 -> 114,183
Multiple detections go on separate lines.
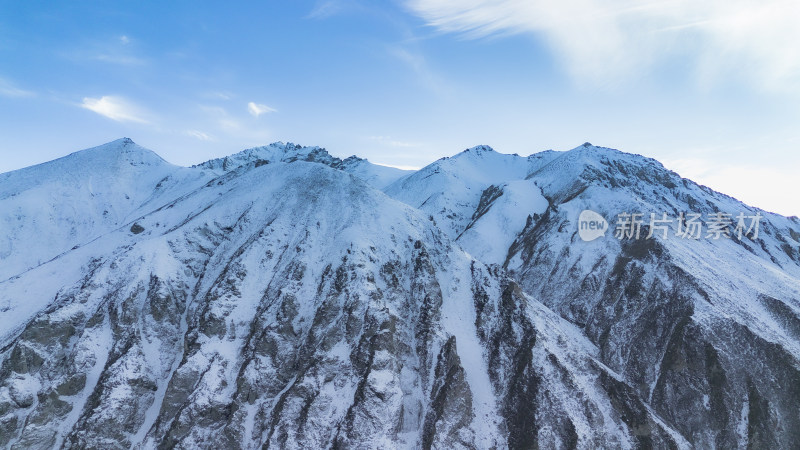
0,78 -> 35,98
389,46 -> 453,96
404,0 -> 800,91
366,135 -> 422,148
307,0 -> 345,19
186,129 -> 214,141
62,35 -> 147,66
81,96 -> 149,123
248,102 -> 276,117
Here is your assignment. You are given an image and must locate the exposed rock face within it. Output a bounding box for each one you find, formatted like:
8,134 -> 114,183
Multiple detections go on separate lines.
2,158 -> 622,449
389,143 -> 800,448
504,146 -> 800,449
1,140 -> 798,448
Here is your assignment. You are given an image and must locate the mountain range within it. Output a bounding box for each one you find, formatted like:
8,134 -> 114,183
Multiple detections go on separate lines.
1,138 -> 799,449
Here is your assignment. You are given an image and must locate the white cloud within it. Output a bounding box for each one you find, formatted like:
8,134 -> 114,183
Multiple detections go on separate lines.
81,96 -> 149,123
186,130 -> 214,141
404,0 -> 800,91
247,102 -> 276,117
120,35 -> 130,45
0,78 -> 35,98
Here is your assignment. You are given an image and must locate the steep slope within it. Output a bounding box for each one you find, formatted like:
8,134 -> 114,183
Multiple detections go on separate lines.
198,142 -> 410,189
4,139 -> 798,448
0,156 -> 684,449
506,144 -> 800,448
393,142 -> 800,448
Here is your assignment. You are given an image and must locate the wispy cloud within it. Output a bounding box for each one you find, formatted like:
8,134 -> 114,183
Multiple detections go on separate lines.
63,35 -> 147,66
389,46 -> 451,95
307,0 -> 346,19
93,54 -> 146,65
205,91 -> 234,100
186,129 -> 214,141
198,105 -> 243,131
247,102 -> 276,117
404,0 -> 800,91
81,96 -> 150,123
366,135 -> 422,148
0,78 -> 35,98
195,105 -> 275,143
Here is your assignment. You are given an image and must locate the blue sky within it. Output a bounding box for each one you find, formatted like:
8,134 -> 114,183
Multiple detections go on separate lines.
1,0 -> 798,215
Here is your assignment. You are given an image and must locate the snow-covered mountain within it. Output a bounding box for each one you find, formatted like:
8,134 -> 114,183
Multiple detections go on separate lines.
387,142 -> 800,448
1,139 -> 798,449
0,140 -> 409,283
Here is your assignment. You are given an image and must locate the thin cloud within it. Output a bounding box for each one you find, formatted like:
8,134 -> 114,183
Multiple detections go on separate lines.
307,0 -> 345,19
63,35 -> 147,66
404,0 -> 800,91
196,105 -> 275,142
81,96 -> 149,123
366,135 -> 422,148
220,118 -> 243,131
198,105 -> 243,131
389,46 -> 451,95
247,102 -> 276,117
186,130 -> 214,141
205,91 -> 233,100
93,54 -> 146,65
0,78 -> 35,98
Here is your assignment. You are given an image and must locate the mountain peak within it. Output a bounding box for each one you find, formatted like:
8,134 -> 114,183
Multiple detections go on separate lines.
0,139 -> 168,191
196,142 -> 338,173
561,142 -> 659,168
193,142 -> 408,189
77,138 -> 167,166
462,144 -> 495,155
89,137 -> 139,153
567,142 -> 616,153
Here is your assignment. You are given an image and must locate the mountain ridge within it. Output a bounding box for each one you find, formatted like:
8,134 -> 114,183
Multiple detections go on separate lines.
1,138 -> 799,448
1,157 -> 666,448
